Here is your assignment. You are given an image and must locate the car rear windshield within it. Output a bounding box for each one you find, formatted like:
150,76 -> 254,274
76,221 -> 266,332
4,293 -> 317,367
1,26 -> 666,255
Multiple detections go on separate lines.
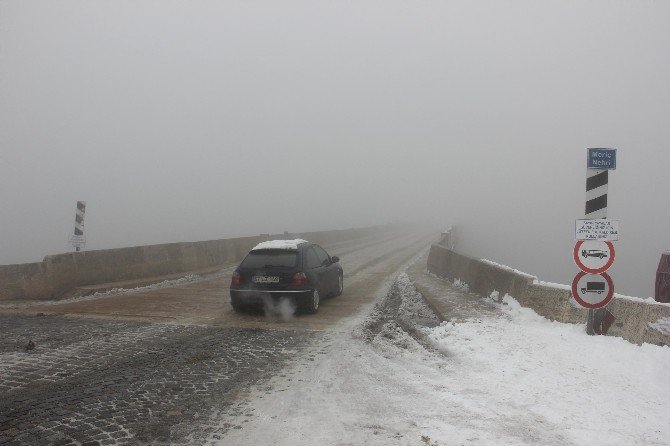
240,250 -> 298,268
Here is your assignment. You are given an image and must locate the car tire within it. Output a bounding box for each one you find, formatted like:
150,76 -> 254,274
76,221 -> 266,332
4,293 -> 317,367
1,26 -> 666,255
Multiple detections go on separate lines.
334,274 -> 343,297
304,289 -> 320,314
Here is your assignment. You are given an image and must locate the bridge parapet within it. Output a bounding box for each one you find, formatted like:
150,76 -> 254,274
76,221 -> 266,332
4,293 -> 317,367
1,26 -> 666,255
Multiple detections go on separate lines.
427,243 -> 670,346
0,225 -> 396,302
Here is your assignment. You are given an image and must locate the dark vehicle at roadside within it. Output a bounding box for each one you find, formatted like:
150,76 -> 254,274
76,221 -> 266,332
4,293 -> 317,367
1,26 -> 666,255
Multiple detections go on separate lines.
230,239 -> 343,314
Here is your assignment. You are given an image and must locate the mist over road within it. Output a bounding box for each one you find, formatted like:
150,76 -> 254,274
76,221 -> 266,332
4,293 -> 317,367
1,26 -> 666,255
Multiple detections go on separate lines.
2,1 -> 668,300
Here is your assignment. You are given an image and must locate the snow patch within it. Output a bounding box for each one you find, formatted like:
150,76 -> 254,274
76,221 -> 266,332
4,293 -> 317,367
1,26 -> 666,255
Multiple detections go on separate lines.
396,273 -> 439,321
371,321 -> 425,356
452,278 -> 469,291
614,292 -> 666,305
91,273 -> 203,297
251,239 -> 308,251
649,317 -> 670,336
532,279 -> 572,291
479,258 -> 537,280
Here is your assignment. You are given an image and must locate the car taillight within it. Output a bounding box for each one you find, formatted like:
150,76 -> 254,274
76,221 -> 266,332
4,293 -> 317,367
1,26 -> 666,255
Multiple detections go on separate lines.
291,272 -> 308,286
231,271 -> 243,286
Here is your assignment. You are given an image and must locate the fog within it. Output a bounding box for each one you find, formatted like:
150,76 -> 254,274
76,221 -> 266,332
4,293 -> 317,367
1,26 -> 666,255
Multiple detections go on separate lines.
1,1 -> 668,297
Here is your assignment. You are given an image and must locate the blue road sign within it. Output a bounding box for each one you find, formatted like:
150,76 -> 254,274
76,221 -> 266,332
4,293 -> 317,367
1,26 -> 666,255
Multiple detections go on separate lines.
587,148 -> 617,170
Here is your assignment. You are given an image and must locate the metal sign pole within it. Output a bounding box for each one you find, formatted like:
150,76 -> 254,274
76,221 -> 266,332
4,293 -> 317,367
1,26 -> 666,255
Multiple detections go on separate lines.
586,307 -> 596,335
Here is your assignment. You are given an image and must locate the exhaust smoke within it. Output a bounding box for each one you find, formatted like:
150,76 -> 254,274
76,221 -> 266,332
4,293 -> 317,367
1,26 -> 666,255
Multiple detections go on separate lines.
262,296 -> 297,321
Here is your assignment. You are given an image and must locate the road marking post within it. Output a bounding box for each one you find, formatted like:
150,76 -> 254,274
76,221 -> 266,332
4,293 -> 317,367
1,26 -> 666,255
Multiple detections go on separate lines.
69,201 -> 87,252
585,169 -> 608,218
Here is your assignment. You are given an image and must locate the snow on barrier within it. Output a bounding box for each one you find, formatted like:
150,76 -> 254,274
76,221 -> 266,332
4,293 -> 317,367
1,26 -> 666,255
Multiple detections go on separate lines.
0,225 -> 394,302
427,243 -> 670,346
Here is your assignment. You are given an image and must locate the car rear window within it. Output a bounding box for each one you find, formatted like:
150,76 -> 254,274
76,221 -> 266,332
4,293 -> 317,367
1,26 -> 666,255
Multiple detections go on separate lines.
240,250 -> 298,268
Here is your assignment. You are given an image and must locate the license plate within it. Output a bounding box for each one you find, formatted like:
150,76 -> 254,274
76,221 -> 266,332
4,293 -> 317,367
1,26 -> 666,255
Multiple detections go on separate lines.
252,276 -> 280,284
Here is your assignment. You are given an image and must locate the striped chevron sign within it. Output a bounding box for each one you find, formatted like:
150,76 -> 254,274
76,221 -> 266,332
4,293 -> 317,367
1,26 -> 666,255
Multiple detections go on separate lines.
74,201 -> 86,235
70,201 -> 87,251
585,169 -> 608,218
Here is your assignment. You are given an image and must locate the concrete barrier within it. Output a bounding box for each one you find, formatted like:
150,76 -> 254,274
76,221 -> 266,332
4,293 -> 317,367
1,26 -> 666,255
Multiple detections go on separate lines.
427,243 -> 670,346
0,225 -> 393,302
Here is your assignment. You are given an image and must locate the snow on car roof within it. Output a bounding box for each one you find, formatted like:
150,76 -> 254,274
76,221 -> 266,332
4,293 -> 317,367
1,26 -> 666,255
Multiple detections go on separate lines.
251,239 -> 309,251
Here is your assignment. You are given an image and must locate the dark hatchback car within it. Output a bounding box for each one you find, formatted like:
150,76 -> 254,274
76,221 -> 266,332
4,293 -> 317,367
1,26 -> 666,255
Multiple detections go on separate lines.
230,239 -> 343,314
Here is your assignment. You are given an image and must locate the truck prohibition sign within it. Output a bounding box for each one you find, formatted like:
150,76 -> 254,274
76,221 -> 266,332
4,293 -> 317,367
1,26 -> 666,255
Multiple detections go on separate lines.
571,271 -> 614,309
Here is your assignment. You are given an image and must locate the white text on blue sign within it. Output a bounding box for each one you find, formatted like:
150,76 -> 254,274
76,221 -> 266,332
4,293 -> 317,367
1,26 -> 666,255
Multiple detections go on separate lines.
587,148 -> 617,170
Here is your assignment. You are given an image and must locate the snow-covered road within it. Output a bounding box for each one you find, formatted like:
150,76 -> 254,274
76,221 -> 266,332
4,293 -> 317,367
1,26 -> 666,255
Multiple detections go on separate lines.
217,271 -> 670,445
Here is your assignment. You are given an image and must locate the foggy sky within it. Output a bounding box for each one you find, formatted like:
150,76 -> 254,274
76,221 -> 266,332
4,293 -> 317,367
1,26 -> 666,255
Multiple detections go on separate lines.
1,0 -> 669,297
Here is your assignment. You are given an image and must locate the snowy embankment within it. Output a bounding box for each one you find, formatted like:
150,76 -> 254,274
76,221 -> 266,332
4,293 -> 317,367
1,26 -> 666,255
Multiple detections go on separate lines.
217,273 -> 670,446
426,292 -> 670,445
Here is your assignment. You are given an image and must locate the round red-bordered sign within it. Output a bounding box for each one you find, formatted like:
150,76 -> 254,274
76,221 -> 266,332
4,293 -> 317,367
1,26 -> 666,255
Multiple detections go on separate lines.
573,240 -> 615,274
571,271 -> 614,309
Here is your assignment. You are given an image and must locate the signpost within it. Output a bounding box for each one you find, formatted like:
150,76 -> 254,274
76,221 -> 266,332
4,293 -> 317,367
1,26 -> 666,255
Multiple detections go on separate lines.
573,148 -> 618,335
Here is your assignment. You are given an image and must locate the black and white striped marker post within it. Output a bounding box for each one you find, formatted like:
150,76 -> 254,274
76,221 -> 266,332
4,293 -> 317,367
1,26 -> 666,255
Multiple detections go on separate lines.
72,201 -> 86,251
585,169 -> 608,219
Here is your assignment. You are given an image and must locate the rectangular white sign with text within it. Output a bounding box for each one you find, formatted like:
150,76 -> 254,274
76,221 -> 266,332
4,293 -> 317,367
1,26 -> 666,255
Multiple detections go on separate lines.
575,219 -> 620,241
